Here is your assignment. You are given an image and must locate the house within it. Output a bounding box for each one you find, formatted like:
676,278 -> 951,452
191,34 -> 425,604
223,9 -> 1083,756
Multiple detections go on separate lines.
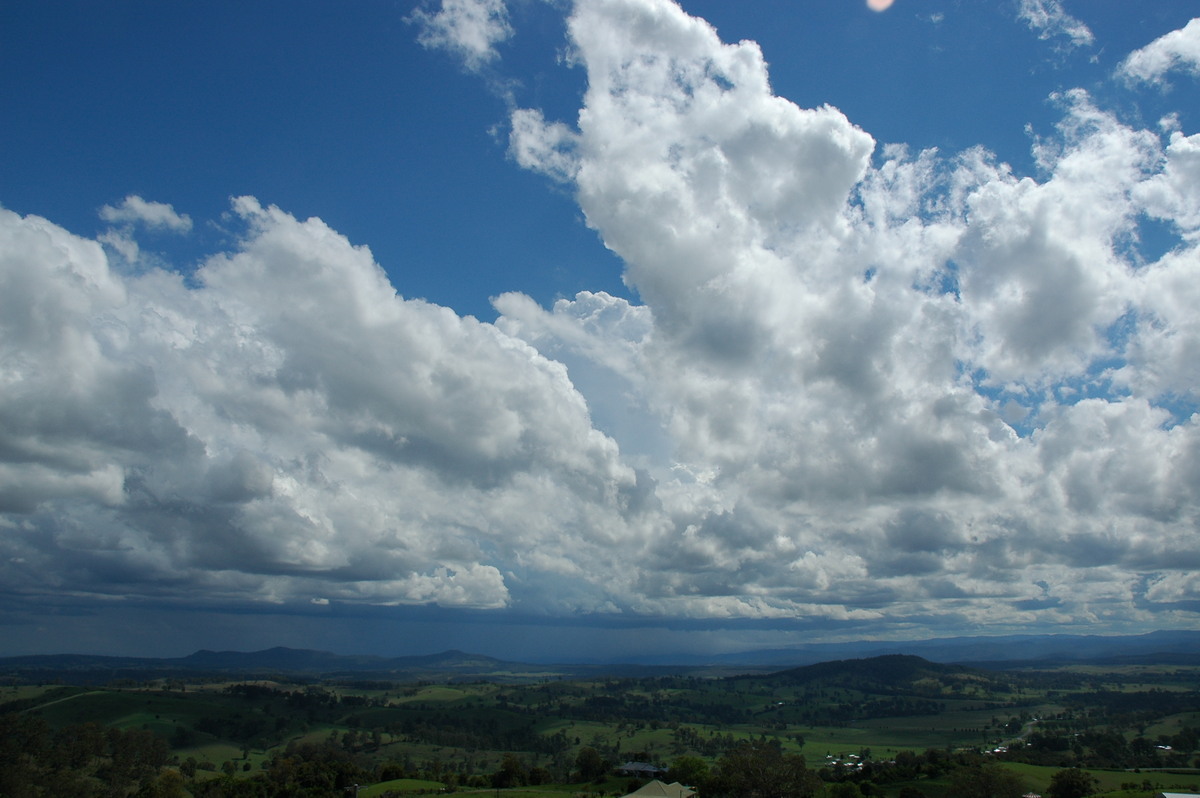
619,780 -> 697,798
618,762 -> 669,778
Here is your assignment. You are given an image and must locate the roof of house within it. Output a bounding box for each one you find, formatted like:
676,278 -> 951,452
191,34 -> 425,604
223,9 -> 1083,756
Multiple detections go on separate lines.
621,780 -> 697,798
619,762 -> 667,773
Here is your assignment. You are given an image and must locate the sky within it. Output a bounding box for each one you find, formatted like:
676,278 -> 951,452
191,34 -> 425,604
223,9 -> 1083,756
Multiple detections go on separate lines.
2,0 -> 1200,663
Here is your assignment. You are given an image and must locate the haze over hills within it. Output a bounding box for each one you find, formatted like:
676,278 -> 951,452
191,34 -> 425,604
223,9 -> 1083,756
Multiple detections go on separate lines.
2,630 -> 1199,685
0,647 -> 684,684
0,647 -> 567,684
668,629 -> 1200,669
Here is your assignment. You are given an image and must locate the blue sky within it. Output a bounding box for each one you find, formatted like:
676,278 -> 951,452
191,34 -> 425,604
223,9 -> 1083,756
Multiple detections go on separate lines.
2,0 -> 1200,662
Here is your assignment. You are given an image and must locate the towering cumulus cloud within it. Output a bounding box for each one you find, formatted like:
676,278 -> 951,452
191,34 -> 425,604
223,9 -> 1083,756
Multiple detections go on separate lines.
2,0 -> 1200,649
502,0 -> 1200,628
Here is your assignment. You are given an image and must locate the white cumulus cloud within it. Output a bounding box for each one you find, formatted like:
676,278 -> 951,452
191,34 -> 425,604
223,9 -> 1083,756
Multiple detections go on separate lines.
498,0 -> 1200,631
1120,18 -> 1200,85
0,197 -> 649,615
4,0 -> 1200,642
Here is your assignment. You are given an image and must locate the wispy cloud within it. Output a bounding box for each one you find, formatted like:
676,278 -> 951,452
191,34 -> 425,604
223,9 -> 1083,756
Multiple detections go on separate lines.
1016,0 -> 1094,49
409,0 -> 513,72
96,195 -> 192,264
99,195 -> 192,232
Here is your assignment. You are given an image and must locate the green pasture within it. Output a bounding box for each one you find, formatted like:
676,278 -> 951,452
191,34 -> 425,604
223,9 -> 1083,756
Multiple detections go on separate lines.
359,777 -> 446,797
112,711 -> 181,738
1092,769 -> 1200,795
26,689 -> 196,727
361,781 -> 626,798
1143,711 -> 1200,740
532,718 -> 579,737
801,726 -> 913,760
607,726 -> 678,754
0,684 -> 77,703
451,789 -> 595,798
552,720 -> 622,747
795,703 -> 1047,757
1046,664 -> 1200,677
177,741 -> 248,767
289,724 -> 344,745
390,685 -> 492,704
989,761 -> 1200,797
373,738 -> 488,764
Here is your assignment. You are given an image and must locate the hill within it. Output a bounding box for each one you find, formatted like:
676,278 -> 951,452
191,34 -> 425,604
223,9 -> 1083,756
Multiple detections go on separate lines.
638,629 -> 1200,668
767,653 -> 975,689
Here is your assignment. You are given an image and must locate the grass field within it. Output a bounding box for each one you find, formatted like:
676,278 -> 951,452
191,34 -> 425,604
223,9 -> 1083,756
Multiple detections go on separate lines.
794,702 -> 1048,758
1002,761 -> 1200,796
392,686 -> 485,704
28,688 -> 221,729
359,777 -> 446,797
180,742 -> 249,768
1144,712 -> 1200,740
0,684 -> 75,703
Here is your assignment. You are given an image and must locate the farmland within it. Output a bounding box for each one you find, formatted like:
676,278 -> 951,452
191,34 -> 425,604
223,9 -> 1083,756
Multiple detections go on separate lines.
3,653 -> 1200,796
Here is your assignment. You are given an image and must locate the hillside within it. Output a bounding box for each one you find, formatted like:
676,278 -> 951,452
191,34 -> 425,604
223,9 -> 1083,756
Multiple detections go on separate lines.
766,653 -> 976,691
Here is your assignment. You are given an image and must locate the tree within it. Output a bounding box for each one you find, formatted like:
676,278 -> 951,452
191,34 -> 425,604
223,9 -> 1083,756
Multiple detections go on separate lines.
1047,768 -> 1099,798
575,746 -> 609,781
105,727 -> 169,789
948,762 -> 1026,798
493,753 -> 528,788
709,741 -> 820,798
669,755 -> 710,788
264,740 -> 369,796
134,769 -> 189,798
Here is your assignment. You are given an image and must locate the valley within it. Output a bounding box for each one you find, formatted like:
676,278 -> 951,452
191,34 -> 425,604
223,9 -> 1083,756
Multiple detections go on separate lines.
3,650 -> 1200,797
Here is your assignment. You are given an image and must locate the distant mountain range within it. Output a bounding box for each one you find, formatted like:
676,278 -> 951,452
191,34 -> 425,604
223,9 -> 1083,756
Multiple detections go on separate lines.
685,628 -> 1200,669
0,646 -> 685,684
2,630 -> 1198,684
